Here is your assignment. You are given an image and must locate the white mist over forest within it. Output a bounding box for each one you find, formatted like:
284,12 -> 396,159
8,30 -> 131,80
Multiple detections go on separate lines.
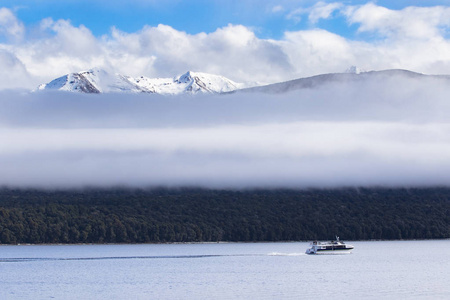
1,75 -> 450,188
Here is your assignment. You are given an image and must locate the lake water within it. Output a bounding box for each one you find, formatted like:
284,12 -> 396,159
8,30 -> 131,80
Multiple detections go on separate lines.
1,240 -> 449,299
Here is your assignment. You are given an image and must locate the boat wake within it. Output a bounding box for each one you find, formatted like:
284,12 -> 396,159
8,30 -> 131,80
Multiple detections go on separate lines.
0,251 -> 314,262
2,253 -> 303,263
0,255 -> 228,262
267,252 -> 305,256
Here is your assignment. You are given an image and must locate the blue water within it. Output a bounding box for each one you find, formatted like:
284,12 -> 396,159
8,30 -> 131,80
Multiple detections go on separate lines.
1,241 -> 449,299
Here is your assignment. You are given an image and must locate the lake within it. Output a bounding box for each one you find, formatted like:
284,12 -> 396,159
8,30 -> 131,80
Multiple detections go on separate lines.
1,240 -> 449,299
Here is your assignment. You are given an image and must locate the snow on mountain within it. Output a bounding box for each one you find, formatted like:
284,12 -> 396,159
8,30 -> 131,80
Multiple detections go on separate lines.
38,69 -> 247,95
38,71 -> 101,93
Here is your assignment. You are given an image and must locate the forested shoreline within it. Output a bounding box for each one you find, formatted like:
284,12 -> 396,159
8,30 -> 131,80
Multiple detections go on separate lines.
0,187 -> 449,244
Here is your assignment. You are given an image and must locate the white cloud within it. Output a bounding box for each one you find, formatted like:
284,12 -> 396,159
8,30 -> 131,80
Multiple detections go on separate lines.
0,7 -> 25,42
282,29 -> 354,76
272,5 -> 284,13
0,49 -> 30,89
287,2 -> 342,24
39,18 -> 100,55
286,8 -> 304,24
344,3 -> 450,39
308,2 -> 343,24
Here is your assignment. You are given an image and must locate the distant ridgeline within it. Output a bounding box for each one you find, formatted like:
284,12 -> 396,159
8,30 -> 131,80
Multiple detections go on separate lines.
0,188 -> 449,244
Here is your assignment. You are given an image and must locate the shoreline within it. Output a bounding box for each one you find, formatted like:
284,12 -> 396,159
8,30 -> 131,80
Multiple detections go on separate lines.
2,238 -> 449,247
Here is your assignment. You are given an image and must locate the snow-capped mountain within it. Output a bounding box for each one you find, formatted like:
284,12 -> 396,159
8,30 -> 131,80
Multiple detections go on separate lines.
38,69 -> 247,95
38,68 -> 450,96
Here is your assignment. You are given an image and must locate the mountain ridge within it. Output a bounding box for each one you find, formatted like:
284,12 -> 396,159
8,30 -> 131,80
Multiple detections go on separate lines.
38,68 -> 450,95
236,69 -> 430,94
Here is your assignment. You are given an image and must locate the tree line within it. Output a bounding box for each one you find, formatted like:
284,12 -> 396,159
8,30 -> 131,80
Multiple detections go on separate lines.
0,187 -> 449,244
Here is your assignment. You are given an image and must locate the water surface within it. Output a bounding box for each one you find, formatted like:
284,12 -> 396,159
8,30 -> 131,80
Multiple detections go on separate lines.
1,241 -> 449,299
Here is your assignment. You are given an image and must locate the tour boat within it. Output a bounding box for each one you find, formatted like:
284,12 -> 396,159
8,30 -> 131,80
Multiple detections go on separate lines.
305,236 -> 354,255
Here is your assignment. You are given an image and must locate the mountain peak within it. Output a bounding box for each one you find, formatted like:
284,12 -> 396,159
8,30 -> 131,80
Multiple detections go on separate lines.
81,67 -> 109,76
175,71 -> 196,83
38,71 -> 101,93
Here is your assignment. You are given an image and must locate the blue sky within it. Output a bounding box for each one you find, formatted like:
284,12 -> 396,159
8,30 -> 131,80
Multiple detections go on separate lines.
4,0 -> 450,39
2,1 -> 450,88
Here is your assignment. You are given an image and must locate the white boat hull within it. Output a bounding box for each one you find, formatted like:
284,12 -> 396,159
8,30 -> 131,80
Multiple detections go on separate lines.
305,237 -> 354,255
306,249 -> 353,255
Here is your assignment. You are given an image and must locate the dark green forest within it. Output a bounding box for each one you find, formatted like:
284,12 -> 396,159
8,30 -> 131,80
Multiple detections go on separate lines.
0,187 -> 449,244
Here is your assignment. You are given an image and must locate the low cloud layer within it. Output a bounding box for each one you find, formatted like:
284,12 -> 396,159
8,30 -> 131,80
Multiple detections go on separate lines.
2,3 -> 450,89
1,75 -> 450,188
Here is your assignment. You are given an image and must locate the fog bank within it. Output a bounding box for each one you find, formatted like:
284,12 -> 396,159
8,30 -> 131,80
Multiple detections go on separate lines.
1,76 -> 450,188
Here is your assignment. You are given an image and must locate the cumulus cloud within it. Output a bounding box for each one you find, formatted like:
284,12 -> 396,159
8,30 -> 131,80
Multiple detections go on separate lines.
105,24 -> 293,82
344,3 -> 450,39
14,17 -> 103,82
1,74 -> 450,188
38,18 -> 101,56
